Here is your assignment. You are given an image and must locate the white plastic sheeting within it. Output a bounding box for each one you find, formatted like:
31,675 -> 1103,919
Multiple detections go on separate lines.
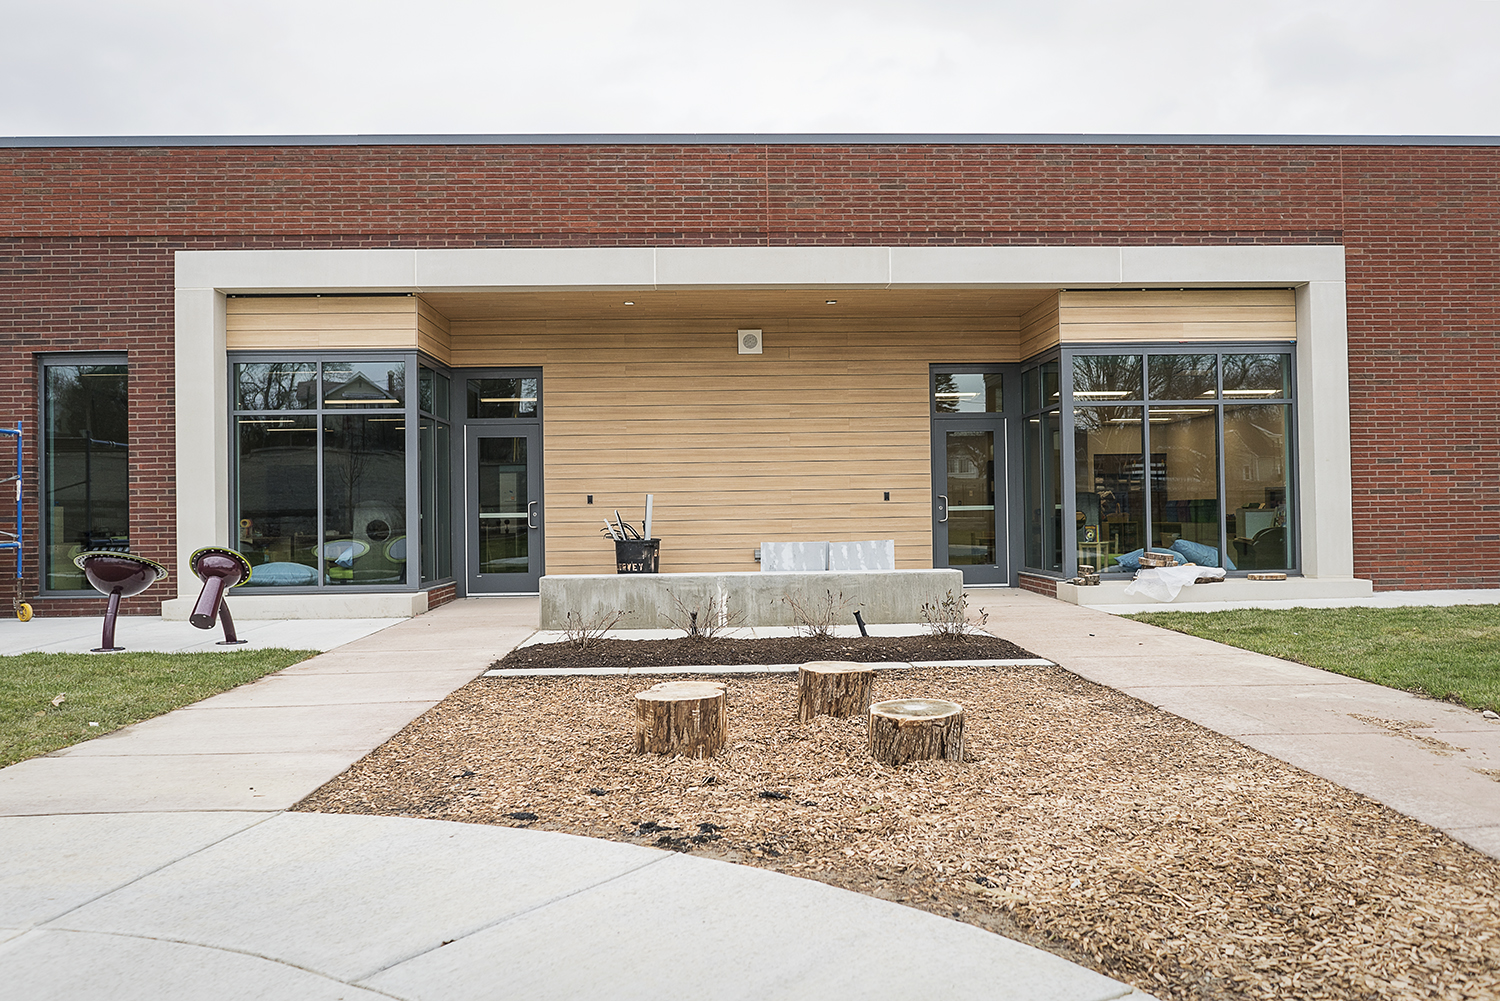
1122,563 -> 1228,602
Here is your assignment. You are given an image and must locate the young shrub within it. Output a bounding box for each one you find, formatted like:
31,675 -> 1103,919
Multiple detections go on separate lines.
919,590 -> 989,641
663,590 -> 745,641
561,609 -> 630,650
782,589 -> 854,641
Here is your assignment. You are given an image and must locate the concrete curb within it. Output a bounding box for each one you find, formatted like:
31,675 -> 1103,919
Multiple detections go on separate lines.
484,658 -> 1056,677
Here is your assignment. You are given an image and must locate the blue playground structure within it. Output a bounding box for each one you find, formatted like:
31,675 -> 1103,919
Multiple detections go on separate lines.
1,421 -> 30,620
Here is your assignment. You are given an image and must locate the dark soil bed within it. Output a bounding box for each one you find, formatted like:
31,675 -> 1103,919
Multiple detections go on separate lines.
493,633 -> 1038,671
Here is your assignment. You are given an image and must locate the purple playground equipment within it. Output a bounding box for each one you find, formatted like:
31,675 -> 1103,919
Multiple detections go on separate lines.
189,547 -> 253,645
73,551 -> 169,652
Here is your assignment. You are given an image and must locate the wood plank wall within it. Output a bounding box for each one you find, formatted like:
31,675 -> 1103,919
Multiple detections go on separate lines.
416,298 -> 452,363
1020,295 -> 1061,359
449,317 -> 1019,575
1057,289 -> 1297,343
226,295 -> 421,350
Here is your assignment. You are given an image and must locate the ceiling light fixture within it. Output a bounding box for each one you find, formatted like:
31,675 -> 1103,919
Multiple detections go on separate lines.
825,299 -> 838,305
623,300 -> 635,306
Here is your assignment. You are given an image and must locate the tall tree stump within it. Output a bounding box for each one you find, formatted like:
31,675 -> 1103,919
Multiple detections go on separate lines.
868,698 -> 964,766
797,661 -> 875,721
634,681 -> 727,757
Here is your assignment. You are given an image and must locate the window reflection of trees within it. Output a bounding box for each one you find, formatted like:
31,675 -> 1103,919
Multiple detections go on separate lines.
236,362 -> 318,411
1147,354 -> 1217,400
1072,355 -> 1141,398
1222,354 -> 1288,395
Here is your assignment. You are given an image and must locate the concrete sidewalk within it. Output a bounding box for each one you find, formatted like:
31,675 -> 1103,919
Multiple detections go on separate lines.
0,612 -> 401,655
970,589 -> 1500,860
0,596 -> 1152,1001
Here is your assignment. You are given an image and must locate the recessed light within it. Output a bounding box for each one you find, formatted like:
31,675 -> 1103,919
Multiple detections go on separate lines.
825,299 -> 838,305
623,300 -> 635,306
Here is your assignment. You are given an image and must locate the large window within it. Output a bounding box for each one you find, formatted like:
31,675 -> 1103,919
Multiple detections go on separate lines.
233,356 -> 412,588
418,366 -> 453,584
1024,346 -> 1294,576
41,358 -> 128,591
1022,360 -> 1062,572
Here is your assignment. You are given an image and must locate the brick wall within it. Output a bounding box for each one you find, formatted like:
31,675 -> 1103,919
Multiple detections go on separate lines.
1,141 -> 1495,612
424,583 -> 458,611
1339,148 -> 1500,589
1017,572 -> 1060,599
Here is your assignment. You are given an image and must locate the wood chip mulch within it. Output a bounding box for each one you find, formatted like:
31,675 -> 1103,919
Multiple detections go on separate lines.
297,657 -> 1500,1001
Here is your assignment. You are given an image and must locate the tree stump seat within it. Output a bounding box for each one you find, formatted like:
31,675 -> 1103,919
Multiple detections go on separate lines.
797,660 -> 875,721
634,680 -> 727,758
868,698 -> 965,766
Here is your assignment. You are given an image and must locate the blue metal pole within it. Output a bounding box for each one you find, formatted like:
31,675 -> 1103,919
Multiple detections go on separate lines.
0,420 -> 18,580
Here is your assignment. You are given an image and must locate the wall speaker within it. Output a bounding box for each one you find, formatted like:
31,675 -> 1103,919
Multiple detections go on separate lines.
737,329 -> 763,354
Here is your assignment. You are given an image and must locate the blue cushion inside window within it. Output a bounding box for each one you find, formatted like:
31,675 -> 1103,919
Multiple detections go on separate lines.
245,561 -> 319,586
1170,538 -> 1236,570
1111,548 -> 1177,572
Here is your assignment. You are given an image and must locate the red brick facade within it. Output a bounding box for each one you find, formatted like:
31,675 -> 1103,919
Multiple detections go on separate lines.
1017,572 -> 1060,599
2,140 -> 1496,613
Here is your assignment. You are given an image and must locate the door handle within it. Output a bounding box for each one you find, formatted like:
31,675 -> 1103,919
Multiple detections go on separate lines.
527,500 -> 539,530
937,495 -> 949,523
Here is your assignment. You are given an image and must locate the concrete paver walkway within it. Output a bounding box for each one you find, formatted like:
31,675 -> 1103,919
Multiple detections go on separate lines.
0,597 -> 1151,1001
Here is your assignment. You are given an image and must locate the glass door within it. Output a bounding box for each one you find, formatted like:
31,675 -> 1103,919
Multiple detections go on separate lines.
465,425 -> 541,592
931,367 -> 1015,585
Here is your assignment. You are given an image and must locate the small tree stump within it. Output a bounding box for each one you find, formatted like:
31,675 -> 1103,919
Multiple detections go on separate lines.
797,661 -> 875,721
868,698 -> 964,766
634,681 -> 727,757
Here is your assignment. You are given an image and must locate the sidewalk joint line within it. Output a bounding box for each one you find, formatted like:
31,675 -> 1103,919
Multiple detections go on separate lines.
25,811 -> 286,929
25,925 -> 408,999
351,852 -> 676,981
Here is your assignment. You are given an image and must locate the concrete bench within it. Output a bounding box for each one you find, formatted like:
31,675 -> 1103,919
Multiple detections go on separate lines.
539,568 -> 962,629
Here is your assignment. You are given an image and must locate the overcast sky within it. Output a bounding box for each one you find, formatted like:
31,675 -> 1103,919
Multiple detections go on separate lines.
4,0 -> 1499,138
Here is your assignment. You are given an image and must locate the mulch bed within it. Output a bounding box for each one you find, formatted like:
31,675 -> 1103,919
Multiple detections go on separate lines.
494,633 -> 1037,671
298,650 -> 1500,1001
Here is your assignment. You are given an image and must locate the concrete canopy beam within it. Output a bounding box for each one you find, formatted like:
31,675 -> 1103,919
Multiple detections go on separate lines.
414,248 -> 657,290
174,244 -> 1358,618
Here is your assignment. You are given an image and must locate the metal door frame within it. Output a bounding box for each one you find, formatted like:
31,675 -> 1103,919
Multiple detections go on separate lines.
452,367 -> 543,595
930,364 -> 1021,586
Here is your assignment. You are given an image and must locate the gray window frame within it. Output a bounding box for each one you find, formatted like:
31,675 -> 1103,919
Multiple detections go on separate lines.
228,350 -> 420,592
1022,342 -> 1298,578
417,355 -> 456,586
37,352 -> 131,597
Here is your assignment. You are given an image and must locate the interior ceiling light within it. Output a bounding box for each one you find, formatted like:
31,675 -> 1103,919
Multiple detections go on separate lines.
623,300 -> 635,305
825,299 -> 838,305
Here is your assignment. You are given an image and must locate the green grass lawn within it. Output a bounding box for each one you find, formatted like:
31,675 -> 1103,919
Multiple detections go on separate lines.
0,649 -> 318,768
1126,605 -> 1500,711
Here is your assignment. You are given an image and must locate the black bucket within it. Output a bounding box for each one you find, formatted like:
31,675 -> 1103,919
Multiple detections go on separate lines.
615,538 -> 661,574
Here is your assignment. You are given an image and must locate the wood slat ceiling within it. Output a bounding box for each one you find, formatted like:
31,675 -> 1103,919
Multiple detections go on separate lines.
421,288 -> 1056,322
